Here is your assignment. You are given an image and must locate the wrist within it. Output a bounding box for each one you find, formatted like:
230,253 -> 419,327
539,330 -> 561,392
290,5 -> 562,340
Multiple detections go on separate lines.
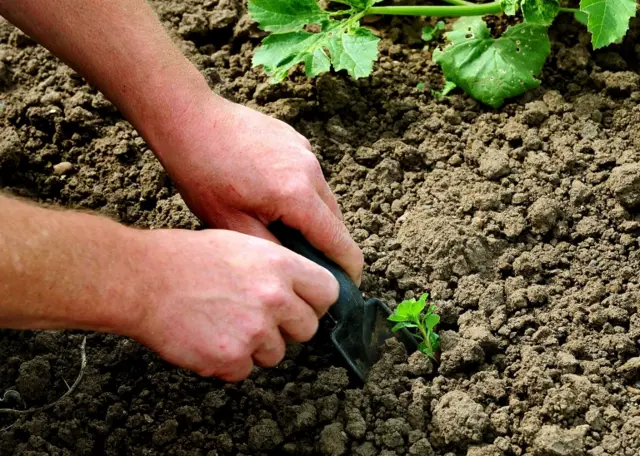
122,63 -> 230,165
95,224 -> 159,339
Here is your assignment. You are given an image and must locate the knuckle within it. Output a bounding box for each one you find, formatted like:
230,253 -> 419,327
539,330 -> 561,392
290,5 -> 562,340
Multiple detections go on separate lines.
302,137 -> 313,150
256,280 -> 288,308
280,177 -> 312,201
302,152 -> 322,177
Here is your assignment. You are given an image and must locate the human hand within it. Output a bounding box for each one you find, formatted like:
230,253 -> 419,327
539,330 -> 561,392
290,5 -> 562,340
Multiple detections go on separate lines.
150,94 -> 364,285
131,228 -> 339,382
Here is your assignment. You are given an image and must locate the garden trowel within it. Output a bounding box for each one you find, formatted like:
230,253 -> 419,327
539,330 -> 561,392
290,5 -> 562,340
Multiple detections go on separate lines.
270,221 -> 418,382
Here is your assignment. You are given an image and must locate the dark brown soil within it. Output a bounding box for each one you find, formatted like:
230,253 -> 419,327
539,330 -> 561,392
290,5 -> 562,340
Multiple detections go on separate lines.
2,1 -> 640,455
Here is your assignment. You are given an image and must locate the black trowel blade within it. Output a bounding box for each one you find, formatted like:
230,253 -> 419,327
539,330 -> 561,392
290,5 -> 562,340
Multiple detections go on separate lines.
330,298 -> 418,381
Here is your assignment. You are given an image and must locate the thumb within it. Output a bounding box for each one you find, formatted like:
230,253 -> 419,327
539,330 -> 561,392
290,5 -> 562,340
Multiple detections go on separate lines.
281,196 -> 364,286
214,210 -> 280,245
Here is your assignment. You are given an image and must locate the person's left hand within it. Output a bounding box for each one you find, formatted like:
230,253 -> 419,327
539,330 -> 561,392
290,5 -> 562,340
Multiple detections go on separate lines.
150,93 -> 364,285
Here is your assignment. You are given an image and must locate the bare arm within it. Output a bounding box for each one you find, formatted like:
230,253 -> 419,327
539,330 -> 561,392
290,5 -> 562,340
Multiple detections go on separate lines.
0,0 -> 211,153
0,194 -> 339,380
0,194 -> 147,333
0,0 -> 363,283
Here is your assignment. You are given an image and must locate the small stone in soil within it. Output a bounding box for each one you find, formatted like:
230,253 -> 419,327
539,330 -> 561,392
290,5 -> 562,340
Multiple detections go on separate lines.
53,161 -> 74,175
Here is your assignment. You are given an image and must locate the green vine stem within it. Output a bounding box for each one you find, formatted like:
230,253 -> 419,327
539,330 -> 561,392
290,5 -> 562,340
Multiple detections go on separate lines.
441,0 -> 476,6
367,1 -> 504,17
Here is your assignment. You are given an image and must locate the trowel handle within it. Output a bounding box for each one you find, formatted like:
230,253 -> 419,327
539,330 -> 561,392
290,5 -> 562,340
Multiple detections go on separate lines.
269,221 -> 363,323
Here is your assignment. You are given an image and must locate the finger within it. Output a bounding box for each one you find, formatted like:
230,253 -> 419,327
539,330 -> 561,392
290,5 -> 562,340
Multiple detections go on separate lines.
215,210 -> 280,244
316,180 -> 343,221
288,256 -> 339,317
278,294 -> 322,342
252,328 -> 287,367
216,357 -> 254,383
202,338 -> 255,382
282,196 -> 364,286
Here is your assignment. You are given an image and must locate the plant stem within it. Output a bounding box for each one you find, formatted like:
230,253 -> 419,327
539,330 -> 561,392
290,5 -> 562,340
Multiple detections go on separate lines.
417,323 -> 435,355
559,6 -> 580,13
442,0 -> 475,6
367,1 -> 503,16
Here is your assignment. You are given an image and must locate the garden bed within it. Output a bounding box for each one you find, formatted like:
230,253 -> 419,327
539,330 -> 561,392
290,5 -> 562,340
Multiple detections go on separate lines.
1,1 -> 640,455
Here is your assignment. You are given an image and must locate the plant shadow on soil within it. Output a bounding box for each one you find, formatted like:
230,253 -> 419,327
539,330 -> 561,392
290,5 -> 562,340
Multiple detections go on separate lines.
2,1 -> 640,455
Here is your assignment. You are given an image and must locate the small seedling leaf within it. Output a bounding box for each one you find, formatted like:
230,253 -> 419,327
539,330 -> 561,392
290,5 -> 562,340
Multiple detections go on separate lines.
579,0 -> 636,49
429,332 -> 440,351
422,21 -> 446,42
433,80 -> 457,99
388,314 -> 408,322
433,17 -> 550,108
521,0 -> 560,26
392,322 -> 418,331
424,314 -> 440,331
397,300 -> 420,320
408,294 -> 427,317
248,0 -> 329,32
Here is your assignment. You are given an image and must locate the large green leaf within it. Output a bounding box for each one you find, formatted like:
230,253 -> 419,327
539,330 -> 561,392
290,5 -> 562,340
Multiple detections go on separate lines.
501,0 -> 521,15
579,0 -> 636,49
335,0 -> 383,9
433,17 -> 550,108
252,23 -> 379,81
327,27 -> 380,79
248,0 -> 328,32
521,0 -> 560,25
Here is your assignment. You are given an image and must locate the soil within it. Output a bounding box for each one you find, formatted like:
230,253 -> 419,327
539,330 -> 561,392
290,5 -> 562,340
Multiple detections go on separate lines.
2,1 -> 640,455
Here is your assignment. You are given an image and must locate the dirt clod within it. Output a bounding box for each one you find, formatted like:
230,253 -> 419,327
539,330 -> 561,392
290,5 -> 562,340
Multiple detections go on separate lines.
527,197 -> 560,234
16,357 -> 51,403
248,418 -> 283,451
318,422 -> 347,456
532,425 -> 586,456
609,163 -> 640,209
432,391 -> 489,446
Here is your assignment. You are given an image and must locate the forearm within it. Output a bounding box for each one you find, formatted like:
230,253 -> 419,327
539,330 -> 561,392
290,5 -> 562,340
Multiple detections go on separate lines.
0,0 -> 217,158
0,195 -> 148,334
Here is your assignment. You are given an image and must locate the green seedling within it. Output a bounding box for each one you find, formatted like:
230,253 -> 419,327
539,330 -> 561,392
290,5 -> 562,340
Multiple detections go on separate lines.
432,79 -> 457,99
388,293 -> 440,360
248,0 -> 637,108
421,20 -> 446,42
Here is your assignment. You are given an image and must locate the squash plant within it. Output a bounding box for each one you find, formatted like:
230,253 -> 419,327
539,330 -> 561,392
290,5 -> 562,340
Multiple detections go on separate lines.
248,0 -> 637,107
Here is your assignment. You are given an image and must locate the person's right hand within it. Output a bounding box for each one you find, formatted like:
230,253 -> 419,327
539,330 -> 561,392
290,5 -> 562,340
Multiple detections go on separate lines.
129,228 -> 339,382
